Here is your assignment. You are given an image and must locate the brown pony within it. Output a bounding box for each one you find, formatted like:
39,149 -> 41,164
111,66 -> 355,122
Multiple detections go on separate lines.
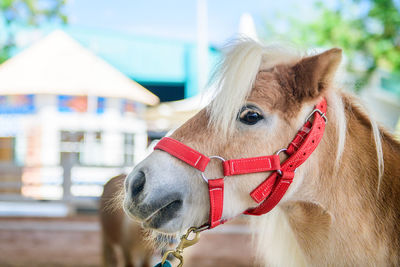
123,40 -> 400,266
100,174 -> 153,267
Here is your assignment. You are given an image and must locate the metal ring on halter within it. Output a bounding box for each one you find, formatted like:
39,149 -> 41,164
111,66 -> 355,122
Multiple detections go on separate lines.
193,224 -> 209,233
275,148 -> 287,176
305,108 -> 327,123
200,156 -> 226,183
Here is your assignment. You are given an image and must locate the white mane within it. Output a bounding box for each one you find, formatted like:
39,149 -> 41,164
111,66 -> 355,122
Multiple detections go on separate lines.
207,39 -> 301,137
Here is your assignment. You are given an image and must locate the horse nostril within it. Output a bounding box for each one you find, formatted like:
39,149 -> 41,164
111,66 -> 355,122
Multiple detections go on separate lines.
130,171 -> 146,199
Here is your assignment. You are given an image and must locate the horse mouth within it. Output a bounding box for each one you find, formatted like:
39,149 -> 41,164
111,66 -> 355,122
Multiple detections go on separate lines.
142,199 -> 183,229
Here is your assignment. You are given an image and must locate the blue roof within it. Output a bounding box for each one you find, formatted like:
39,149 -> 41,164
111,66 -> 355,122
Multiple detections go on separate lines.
62,26 -> 221,98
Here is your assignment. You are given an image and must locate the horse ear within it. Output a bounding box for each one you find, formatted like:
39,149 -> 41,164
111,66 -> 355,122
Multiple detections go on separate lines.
292,48 -> 342,100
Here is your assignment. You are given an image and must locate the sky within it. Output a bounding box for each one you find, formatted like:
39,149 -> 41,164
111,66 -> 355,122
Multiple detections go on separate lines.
64,0 -> 318,46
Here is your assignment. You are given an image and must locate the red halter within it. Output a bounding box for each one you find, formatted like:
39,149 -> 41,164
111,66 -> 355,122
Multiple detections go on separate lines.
154,99 -> 327,229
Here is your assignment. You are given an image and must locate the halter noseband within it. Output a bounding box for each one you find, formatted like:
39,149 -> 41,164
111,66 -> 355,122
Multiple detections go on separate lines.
154,99 -> 327,229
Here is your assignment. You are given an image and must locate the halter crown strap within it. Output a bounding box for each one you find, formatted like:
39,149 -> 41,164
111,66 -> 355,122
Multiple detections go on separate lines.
245,98 -> 327,215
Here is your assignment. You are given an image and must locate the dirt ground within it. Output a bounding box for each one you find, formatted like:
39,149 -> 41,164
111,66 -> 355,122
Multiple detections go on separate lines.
0,216 -> 257,267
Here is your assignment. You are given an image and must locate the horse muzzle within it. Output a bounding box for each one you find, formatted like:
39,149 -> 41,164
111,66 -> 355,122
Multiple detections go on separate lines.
123,164 -> 186,232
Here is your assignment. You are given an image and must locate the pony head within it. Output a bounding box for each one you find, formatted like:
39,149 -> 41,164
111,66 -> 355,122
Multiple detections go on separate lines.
123,39 -> 342,233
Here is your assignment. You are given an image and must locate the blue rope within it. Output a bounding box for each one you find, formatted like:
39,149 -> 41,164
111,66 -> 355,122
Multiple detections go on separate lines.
153,260 -> 172,267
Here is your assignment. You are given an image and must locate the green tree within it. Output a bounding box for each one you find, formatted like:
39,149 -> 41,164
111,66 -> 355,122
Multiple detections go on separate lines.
265,0 -> 400,91
0,0 -> 67,63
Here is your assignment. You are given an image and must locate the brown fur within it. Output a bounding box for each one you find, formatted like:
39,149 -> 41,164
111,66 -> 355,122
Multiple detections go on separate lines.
252,49 -> 343,121
170,48 -> 400,265
100,175 -> 153,267
285,93 -> 400,265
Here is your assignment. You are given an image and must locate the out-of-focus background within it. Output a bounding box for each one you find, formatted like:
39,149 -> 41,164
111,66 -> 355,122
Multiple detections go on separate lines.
0,0 -> 399,266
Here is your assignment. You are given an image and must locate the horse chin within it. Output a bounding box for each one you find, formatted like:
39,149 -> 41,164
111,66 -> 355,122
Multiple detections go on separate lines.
143,217 -> 183,234
123,201 -> 183,234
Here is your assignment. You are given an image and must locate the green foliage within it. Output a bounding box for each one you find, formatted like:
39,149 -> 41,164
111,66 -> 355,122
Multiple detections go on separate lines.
0,0 -> 67,62
265,0 -> 400,91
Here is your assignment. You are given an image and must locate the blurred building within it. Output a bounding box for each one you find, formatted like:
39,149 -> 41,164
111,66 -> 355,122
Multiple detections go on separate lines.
0,31 -> 159,204
47,27 -> 220,137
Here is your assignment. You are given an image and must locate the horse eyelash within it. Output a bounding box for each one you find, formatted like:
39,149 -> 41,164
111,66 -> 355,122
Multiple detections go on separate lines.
237,105 -> 264,119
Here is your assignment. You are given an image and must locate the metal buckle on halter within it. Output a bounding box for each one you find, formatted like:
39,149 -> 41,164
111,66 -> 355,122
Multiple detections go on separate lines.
200,156 -> 226,183
275,149 -> 297,176
275,148 -> 287,176
305,108 -> 327,123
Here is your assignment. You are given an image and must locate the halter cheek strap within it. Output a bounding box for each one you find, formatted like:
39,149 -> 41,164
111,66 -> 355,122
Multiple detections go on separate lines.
154,98 -> 327,228
223,155 -> 281,176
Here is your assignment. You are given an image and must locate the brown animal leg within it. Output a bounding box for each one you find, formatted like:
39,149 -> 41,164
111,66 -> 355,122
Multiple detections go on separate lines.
142,251 -> 152,267
122,243 -> 134,267
102,236 -> 119,267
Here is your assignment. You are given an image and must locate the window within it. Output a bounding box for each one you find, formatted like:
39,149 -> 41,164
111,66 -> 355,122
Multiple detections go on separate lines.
0,137 -> 15,162
60,131 -> 103,166
58,95 -> 106,113
0,95 -> 35,114
60,131 -> 84,151
124,133 -> 135,165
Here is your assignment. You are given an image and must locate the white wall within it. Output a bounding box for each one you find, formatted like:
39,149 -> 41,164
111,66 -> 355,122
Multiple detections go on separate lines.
35,95 -> 149,167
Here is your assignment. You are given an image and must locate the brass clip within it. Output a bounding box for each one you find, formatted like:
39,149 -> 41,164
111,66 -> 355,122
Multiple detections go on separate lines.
161,227 -> 203,267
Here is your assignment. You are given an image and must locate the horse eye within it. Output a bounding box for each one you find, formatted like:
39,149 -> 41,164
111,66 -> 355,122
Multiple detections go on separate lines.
239,109 -> 263,125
